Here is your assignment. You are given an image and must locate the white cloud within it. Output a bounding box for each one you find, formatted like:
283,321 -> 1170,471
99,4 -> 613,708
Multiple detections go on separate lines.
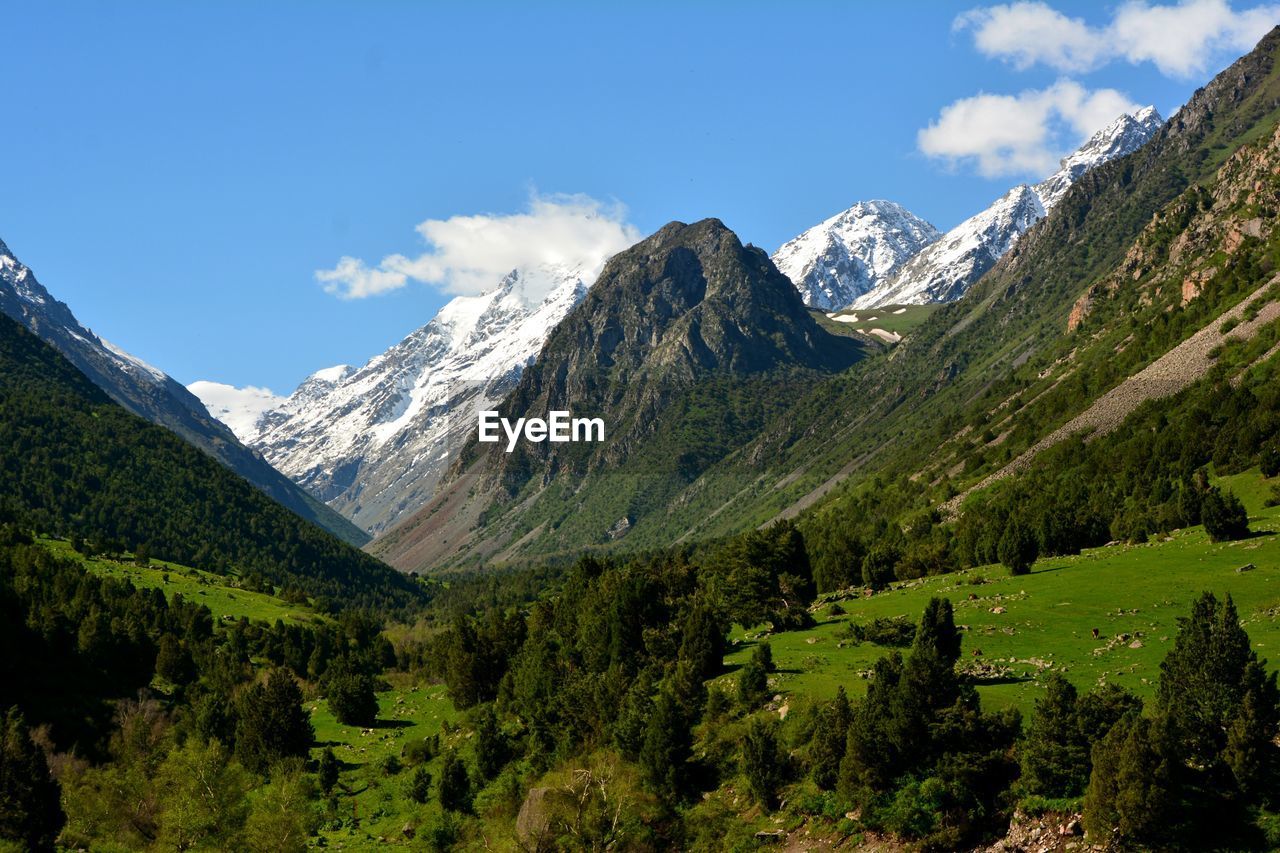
958,0 -> 1280,78
188,380 -> 286,442
918,80 -> 1140,177
317,193 -> 641,301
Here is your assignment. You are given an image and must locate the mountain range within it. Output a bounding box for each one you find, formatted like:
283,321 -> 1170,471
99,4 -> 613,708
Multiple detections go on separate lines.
770,107 -> 1163,314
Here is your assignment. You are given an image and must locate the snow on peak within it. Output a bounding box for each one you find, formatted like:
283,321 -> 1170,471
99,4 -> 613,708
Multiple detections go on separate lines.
188,380 -> 287,442
772,200 -> 940,311
852,107 -> 1162,310
240,263 -> 591,534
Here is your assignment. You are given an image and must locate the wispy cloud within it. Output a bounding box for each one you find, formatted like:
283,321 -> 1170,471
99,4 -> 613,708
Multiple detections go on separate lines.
918,80 -> 1139,177
957,0 -> 1280,78
317,193 -> 641,301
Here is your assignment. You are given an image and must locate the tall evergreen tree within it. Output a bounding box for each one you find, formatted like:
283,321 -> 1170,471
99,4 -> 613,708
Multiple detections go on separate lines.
639,688 -> 691,802
809,687 -> 852,790
742,718 -> 786,809
0,708 -> 64,851
438,753 -> 472,813
235,670 -> 315,774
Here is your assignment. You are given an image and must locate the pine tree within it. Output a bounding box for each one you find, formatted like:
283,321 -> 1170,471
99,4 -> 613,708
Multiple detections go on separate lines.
235,670 -> 315,774
810,687 -> 852,790
678,597 -> 726,682
473,705 -> 508,781
742,717 -> 786,809
1157,592 -> 1278,769
738,656 -> 769,708
1020,674 -> 1089,797
1200,486 -> 1249,542
326,669 -> 379,728
438,753 -> 472,813
317,747 -> 339,794
997,521 -> 1038,575
409,766 -> 432,804
639,688 -> 691,802
0,708 -> 64,851
1083,714 -> 1177,847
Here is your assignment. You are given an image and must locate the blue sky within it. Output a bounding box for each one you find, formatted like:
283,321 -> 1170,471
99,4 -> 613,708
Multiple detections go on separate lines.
2,1 -> 1275,393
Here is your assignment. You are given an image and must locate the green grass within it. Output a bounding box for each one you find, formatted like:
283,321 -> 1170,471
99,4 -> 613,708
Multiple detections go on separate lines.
724,471 -> 1280,718
310,682 -> 464,849
39,536 -> 322,627
823,304 -> 941,337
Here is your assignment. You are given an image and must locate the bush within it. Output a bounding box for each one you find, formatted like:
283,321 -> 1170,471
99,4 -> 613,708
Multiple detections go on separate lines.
409,767 -> 431,804
841,616 -> 916,647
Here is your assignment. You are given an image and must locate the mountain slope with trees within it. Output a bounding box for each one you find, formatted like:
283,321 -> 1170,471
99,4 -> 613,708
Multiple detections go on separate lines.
0,312 -> 422,614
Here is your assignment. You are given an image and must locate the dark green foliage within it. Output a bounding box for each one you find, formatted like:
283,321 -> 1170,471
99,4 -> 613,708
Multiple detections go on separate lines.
472,705 -> 509,781
861,543 -> 899,590
1261,442 -> 1280,477
809,687 -> 851,791
841,615 -> 916,647
741,717 -> 786,809
709,521 -> 816,628
0,314 -> 421,614
409,766 -> 432,804
155,633 -> 196,685
438,753 -> 472,814
1020,675 -> 1090,798
639,689 -> 691,803
754,641 -> 775,673
1201,486 -> 1251,542
0,708 -> 64,851
235,670 -> 314,774
1157,592 -> 1279,780
677,597 -> 727,683
317,747 -> 339,794
737,656 -> 769,708
325,669 -> 380,728
837,599 -> 1020,847
1083,715 -> 1179,848
997,521 -> 1038,575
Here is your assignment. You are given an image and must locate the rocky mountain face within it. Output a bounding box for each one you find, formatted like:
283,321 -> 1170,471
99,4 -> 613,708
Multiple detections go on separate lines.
0,238 -> 368,547
220,265 -> 589,535
853,107 -> 1164,308
771,200 -> 940,310
371,218 -> 865,570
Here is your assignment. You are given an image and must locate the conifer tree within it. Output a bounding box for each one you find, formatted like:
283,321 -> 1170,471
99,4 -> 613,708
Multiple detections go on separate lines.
742,717 -> 786,808
0,708 -> 64,851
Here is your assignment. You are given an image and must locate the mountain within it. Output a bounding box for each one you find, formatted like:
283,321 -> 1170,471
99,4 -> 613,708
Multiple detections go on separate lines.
771,200 -> 940,310
372,218 -> 865,570
613,26 -> 1280,549
852,106 -> 1164,309
0,309 -> 422,613
203,265 -> 589,535
0,238 -> 369,546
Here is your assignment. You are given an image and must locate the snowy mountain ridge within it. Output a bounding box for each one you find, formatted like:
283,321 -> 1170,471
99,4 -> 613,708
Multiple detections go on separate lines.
852,106 -> 1164,309
197,264 -> 590,535
771,200 -> 941,311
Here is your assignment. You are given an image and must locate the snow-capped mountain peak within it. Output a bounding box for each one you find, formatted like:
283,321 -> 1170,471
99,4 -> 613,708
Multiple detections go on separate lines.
771,200 -> 940,311
192,262 -> 591,534
851,106 -> 1163,310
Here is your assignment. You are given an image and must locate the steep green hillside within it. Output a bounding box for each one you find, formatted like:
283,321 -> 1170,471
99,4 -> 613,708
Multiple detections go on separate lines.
602,27 -> 1280,551
0,313 -> 423,614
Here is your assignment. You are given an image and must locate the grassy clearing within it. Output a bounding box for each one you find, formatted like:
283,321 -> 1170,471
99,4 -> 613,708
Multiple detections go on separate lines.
39,536 -> 322,626
725,471 -> 1280,718
310,681 -> 465,849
